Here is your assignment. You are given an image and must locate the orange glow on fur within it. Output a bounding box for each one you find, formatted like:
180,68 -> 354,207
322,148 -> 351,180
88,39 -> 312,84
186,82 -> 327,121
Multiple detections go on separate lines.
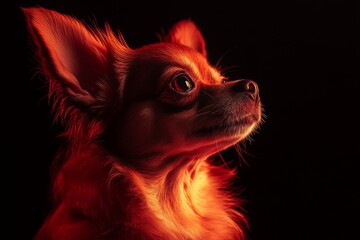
23,7 -> 261,240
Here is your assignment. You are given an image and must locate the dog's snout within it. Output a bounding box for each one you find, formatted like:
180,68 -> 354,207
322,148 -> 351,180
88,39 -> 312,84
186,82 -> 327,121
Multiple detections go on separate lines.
232,79 -> 259,100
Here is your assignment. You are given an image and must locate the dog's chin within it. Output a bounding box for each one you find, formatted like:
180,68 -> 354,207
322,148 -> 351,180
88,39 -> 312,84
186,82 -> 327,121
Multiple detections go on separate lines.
179,114 -> 259,157
193,114 -> 257,138
193,97 -> 261,140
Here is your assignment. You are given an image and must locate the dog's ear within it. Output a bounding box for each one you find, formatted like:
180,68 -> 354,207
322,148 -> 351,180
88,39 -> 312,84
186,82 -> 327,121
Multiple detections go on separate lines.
22,7 -> 129,115
164,20 -> 207,58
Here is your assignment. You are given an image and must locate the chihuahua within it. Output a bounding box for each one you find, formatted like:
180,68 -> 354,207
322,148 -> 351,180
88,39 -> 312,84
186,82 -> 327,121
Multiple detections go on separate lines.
24,7 -> 262,240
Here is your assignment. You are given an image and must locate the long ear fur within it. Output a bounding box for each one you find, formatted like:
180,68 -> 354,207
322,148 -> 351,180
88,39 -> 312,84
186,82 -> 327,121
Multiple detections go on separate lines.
163,20 -> 207,58
23,7 -> 129,122
22,7 -> 131,144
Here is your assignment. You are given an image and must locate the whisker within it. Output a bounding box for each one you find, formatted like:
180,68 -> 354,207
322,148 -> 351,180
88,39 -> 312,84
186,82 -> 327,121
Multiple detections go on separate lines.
234,143 -> 250,168
200,89 -> 214,98
214,47 -> 237,69
190,103 -> 224,121
220,65 -> 242,77
216,146 -> 230,170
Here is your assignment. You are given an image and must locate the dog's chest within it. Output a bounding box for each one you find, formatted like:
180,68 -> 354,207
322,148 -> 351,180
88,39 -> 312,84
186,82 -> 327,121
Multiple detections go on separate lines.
121,168 -> 241,240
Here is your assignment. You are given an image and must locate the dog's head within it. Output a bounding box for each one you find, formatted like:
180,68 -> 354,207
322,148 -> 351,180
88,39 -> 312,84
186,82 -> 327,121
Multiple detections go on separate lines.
24,8 -> 262,167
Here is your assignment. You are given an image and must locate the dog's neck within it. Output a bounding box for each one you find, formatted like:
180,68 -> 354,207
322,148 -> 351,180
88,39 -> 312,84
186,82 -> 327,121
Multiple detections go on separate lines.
56,144 -> 244,238
111,153 -> 244,238
134,158 -> 208,227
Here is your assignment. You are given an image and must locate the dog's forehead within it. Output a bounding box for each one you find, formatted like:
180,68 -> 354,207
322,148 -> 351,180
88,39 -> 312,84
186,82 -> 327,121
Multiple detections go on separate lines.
174,54 -> 222,84
136,43 -> 223,84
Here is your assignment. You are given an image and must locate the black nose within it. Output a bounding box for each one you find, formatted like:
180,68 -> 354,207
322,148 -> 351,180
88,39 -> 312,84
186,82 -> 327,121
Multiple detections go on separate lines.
232,79 -> 259,100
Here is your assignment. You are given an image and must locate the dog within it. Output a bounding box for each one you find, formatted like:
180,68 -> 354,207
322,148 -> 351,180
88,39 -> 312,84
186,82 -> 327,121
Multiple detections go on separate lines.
23,7 -> 262,240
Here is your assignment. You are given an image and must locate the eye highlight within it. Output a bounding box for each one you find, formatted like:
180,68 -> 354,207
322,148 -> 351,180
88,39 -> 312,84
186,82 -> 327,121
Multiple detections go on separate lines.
170,74 -> 194,93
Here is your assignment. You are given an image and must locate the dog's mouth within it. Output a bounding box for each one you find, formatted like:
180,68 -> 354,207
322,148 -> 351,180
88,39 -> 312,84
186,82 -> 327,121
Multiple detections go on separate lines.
194,114 -> 258,137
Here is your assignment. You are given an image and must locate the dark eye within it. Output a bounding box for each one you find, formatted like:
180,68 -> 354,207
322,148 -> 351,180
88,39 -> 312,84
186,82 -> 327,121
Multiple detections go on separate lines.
170,74 -> 194,93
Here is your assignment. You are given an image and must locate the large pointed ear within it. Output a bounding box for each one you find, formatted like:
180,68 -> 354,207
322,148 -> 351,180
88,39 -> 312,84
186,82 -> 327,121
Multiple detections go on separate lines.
22,7 -> 128,114
163,20 -> 207,58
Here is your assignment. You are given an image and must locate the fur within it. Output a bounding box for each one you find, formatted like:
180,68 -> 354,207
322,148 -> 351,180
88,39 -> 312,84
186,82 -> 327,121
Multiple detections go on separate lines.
23,7 -> 262,240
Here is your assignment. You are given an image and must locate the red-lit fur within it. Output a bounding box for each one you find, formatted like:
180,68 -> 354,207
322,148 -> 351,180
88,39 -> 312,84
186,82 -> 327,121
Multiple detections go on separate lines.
24,7 -> 262,240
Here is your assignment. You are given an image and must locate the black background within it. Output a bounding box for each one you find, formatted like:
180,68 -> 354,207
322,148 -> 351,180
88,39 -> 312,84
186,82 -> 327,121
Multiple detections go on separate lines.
11,0 -> 359,239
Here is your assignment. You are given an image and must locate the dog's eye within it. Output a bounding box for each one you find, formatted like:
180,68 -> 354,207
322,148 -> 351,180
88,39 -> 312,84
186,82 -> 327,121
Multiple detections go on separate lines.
171,74 -> 194,93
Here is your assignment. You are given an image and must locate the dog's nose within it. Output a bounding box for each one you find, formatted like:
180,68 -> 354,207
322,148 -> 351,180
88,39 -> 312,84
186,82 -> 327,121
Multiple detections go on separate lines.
232,79 -> 259,100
